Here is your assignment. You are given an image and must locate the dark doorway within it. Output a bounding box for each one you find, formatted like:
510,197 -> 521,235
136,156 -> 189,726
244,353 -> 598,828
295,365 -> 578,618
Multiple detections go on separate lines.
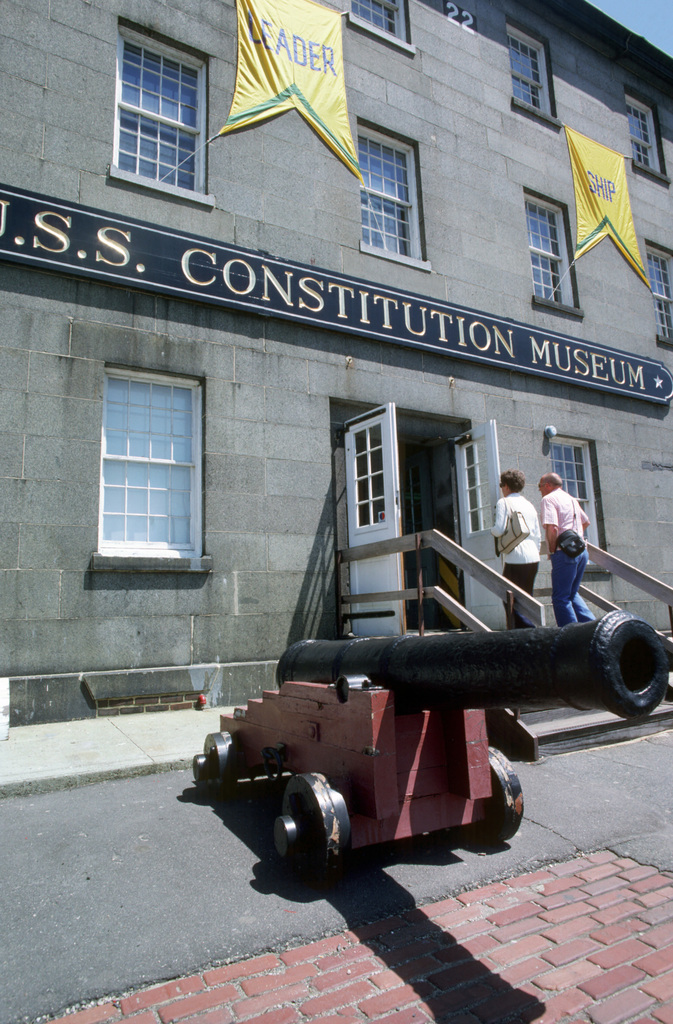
398,423 -> 463,632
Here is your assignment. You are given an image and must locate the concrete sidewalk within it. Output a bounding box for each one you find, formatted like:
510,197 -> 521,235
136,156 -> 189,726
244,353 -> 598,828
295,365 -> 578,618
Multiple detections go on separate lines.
0,707 -> 230,798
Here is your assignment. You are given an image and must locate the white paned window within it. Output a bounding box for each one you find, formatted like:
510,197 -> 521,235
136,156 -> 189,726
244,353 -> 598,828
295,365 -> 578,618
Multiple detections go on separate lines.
464,437 -> 493,533
626,98 -> 659,172
526,199 -> 571,305
114,34 -> 206,194
359,132 -> 421,261
648,251 -> 673,339
352,420 -> 386,528
99,371 -> 202,557
550,439 -> 598,546
351,0 -> 402,39
508,30 -> 549,114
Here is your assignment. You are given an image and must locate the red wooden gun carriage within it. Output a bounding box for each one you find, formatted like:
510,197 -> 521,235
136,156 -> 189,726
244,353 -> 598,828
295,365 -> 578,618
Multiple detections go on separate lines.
194,612 -> 667,884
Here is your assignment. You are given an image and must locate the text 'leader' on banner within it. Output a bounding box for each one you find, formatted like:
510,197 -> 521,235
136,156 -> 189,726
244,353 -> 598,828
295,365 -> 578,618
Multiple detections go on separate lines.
220,0 -> 362,181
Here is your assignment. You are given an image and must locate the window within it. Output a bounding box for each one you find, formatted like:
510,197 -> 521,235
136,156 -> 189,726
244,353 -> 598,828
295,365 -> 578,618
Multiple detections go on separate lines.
526,198 -> 572,306
647,251 -> 673,340
626,97 -> 660,173
508,30 -> 550,114
351,0 -> 403,40
114,33 -> 206,195
359,131 -> 422,262
99,371 -> 202,557
549,439 -> 598,547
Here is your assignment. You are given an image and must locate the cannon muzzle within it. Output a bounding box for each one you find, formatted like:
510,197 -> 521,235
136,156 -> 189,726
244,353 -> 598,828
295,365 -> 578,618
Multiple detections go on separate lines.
276,611 -> 669,720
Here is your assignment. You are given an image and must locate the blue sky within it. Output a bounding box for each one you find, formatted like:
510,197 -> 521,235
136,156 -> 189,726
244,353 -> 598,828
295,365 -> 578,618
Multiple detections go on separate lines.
587,0 -> 673,59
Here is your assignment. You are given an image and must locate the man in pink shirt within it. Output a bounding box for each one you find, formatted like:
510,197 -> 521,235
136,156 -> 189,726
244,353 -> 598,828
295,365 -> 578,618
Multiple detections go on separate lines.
538,472 -> 595,626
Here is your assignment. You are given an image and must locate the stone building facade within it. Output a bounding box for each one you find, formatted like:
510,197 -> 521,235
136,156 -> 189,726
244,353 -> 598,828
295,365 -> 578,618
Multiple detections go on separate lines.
2,0 -> 673,724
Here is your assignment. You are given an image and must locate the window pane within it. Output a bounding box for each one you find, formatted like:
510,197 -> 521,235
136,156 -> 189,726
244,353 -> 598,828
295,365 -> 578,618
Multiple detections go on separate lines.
171,518 -> 190,544
171,490 -> 191,517
150,489 -> 169,515
150,464 -> 170,488
127,516 -> 147,542
103,461 -> 125,486
101,375 -> 198,552
106,431 -> 127,456
108,378 -> 128,403
103,515 -> 125,541
129,433 -> 150,458
351,0 -> 399,35
509,35 -> 543,110
149,517 -> 170,542
648,252 -> 673,338
104,487 -> 125,514
172,465 -> 191,490
359,135 -> 414,257
118,39 -> 201,191
172,437 -> 192,462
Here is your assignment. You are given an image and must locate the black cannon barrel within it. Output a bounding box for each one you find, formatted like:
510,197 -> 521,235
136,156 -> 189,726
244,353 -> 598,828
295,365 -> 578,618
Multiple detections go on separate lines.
276,611 -> 669,720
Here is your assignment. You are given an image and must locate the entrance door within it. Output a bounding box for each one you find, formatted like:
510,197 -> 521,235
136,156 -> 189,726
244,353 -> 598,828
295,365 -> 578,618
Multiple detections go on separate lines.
344,403 -> 404,635
455,420 -> 504,629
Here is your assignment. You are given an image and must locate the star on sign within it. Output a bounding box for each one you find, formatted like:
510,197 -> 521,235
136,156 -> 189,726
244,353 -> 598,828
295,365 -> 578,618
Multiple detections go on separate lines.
654,375 -> 663,388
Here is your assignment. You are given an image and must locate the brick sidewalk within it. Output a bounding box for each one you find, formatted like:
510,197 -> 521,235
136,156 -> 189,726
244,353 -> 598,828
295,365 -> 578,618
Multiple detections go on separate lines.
47,852 -> 673,1024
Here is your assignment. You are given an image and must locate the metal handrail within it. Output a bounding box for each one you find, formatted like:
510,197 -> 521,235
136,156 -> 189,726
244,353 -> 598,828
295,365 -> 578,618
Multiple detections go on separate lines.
337,527 -> 546,635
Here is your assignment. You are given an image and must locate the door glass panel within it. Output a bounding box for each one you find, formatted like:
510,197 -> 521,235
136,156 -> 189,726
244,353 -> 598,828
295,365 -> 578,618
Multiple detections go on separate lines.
351,423 -> 388,530
464,438 -> 493,533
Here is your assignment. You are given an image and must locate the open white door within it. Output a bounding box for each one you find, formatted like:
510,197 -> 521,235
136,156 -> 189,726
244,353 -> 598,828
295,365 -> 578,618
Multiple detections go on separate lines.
345,403 -> 405,636
456,420 -> 505,629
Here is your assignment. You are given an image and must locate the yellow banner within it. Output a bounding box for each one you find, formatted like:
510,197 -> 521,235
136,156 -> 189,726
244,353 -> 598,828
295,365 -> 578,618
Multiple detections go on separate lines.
220,0 -> 362,181
565,126 -> 649,287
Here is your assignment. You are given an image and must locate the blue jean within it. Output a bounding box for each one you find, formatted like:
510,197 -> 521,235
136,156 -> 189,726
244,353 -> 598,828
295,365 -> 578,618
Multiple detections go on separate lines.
550,549 -> 595,626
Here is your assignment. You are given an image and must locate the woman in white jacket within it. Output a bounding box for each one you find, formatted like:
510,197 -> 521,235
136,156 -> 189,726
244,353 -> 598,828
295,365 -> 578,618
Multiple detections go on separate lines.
491,468 -> 541,628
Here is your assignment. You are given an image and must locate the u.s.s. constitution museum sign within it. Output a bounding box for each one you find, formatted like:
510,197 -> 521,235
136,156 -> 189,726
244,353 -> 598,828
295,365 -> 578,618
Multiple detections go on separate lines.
1,182 -> 671,405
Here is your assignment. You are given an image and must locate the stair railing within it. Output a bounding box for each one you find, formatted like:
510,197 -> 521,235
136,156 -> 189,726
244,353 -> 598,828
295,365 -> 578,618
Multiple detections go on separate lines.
336,527 -> 545,636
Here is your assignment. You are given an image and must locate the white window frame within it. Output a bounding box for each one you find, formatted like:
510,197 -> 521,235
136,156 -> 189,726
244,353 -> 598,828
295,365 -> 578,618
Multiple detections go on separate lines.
98,369 -> 202,558
358,129 -> 425,266
113,30 -> 208,199
626,97 -> 660,173
647,249 -> 673,340
508,28 -> 550,115
350,0 -> 404,41
549,439 -> 598,548
526,197 -> 572,306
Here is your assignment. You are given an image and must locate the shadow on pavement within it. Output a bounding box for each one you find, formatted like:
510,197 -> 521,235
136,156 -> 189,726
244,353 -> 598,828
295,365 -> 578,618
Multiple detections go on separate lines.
180,777 -> 546,1021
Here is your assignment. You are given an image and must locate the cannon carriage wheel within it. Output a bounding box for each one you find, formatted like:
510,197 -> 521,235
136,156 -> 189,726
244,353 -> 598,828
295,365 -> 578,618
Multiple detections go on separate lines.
475,747 -> 524,844
193,731 -> 239,800
274,773 -> 351,885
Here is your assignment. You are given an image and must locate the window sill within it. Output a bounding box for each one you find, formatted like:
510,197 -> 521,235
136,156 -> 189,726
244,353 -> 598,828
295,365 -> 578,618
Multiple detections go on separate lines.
510,97 -> 562,131
631,160 -> 670,187
656,333 -> 673,349
91,553 -> 213,572
347,13 -> 416,54
531,295 -> 584,320
108,165 -> 216,207
360,241 -> 432,272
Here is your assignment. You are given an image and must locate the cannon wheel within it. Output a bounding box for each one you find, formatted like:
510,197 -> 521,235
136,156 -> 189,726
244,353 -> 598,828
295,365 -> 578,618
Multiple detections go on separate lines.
477,747 -> 524,844
193,731 -> 238,799
274,773 -> 351,885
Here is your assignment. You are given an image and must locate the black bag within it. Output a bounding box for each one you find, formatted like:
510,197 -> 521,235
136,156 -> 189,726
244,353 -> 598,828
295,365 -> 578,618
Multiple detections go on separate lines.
556,529 -> 585,558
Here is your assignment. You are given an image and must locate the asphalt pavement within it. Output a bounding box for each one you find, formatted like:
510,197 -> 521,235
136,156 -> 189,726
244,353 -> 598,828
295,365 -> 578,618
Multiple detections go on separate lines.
1,707 -> 672,1024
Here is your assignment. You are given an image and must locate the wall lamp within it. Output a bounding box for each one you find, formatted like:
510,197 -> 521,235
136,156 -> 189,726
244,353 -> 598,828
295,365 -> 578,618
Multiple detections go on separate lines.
544,425 -> 557,439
